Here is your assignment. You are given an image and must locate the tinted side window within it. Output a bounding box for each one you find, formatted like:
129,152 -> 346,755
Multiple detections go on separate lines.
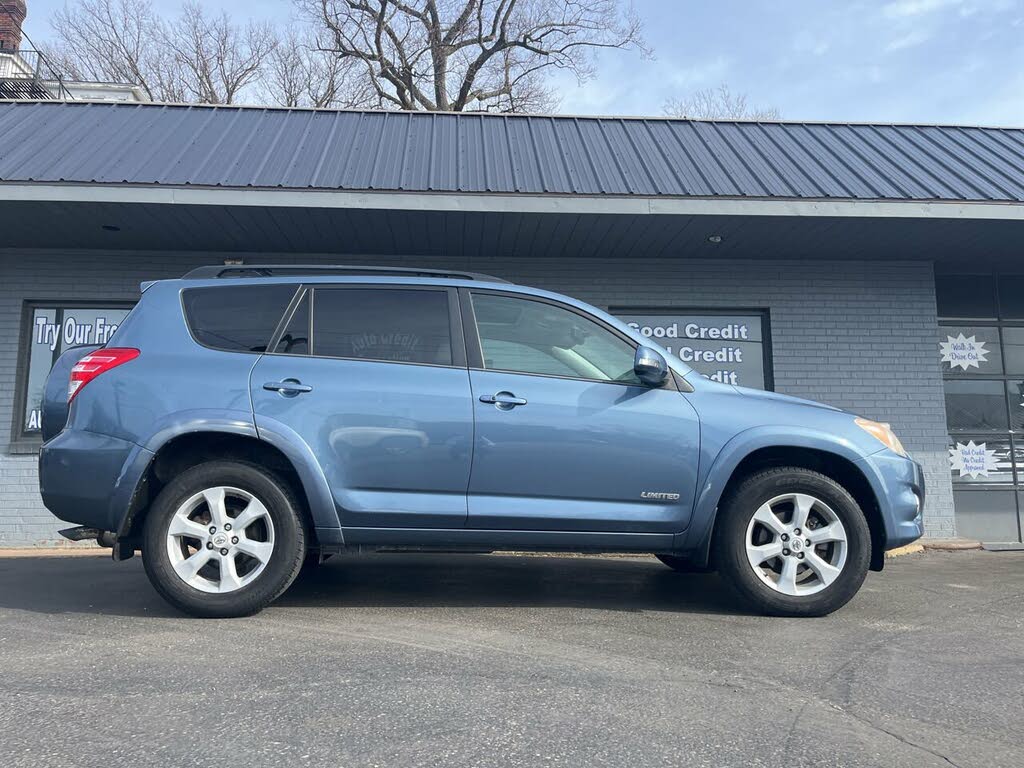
471,292 -> 639,384
312,288 -> 452,365
182,284 -> 297,353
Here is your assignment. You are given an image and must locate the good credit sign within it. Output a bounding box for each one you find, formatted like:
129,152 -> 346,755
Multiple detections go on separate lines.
616,311 -> 770,390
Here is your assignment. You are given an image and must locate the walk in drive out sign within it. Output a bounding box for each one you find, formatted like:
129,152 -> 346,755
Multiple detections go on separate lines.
616,312 -> 769,390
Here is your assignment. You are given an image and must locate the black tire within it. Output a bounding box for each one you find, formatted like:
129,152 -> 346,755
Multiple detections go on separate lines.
713,467 -> 871,617
142,460 -> 306,618
655,554 -> 713,573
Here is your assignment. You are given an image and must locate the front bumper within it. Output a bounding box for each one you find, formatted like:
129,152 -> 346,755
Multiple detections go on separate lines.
857,450 -> 925,549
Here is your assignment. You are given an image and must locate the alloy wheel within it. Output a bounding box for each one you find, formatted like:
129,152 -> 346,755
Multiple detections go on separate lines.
165,486 -> 276,594
744,492 -> 848,596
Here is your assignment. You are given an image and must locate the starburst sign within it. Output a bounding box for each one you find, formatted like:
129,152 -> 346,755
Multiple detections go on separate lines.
939,334 -> 989,371
949,441 -> 1000,479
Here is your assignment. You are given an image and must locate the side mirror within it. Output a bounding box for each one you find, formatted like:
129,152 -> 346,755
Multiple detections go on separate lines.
634,346 -> 669,387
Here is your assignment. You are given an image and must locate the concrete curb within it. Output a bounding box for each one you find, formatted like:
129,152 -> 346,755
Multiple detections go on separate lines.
885,543 -> 925,558
921,538 -> 984,551
0,547 -> 105,558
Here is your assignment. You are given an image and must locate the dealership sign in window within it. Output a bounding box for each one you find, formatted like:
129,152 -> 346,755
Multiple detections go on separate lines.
20,305 -> 132,435
615,310 -> 771,390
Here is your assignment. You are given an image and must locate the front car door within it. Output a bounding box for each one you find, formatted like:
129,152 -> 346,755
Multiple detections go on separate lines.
250,283 -> 473,528
463,289 -> 700,533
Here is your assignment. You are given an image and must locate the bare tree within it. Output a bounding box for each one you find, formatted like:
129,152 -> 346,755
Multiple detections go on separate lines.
299,0 -> 649,112
663,84 -> 781,121
46,0 -> 186,101
45,0 -> 275,104
260,26 -> 377,108
163,3 -> 276,104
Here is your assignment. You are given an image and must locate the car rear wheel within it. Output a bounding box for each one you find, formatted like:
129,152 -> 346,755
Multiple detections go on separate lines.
713,467 -> 871,617
142,461 -> 305,618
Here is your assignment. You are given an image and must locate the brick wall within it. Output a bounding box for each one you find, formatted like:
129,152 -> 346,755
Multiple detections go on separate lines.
0,249 -> 954,545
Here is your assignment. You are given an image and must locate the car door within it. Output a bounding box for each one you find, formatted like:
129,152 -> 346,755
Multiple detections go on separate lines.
250,284 -> 474,528
463,289 -> 700,533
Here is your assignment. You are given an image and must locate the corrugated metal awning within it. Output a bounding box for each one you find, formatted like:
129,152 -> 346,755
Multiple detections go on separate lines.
2,100 -> 1024,203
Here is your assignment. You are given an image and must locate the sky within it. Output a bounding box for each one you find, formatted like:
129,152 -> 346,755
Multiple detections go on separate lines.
19,0 -> 1024,125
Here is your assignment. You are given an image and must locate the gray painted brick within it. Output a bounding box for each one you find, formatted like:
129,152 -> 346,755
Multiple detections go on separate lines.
0,249 -> 957,545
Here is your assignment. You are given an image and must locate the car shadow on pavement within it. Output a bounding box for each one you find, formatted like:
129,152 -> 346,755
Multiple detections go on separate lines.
0,552 -> 749,618
277,553 -> 748,616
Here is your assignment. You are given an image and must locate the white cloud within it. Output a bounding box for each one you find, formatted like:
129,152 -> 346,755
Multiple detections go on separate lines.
554,77 -> 626,115
793,32 -> 831,57
665,56 -> 732,90
886,28 -> 932,50
882,0 -> 962,19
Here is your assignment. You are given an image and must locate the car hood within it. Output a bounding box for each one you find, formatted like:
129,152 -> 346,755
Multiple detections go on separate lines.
731,385 -> 844,413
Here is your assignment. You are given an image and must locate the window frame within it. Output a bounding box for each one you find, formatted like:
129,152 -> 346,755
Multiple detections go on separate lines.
461,288 -> 677,390
12,298 -> 136,452
939,320 -> 1024,436
265,283 -> 467,369
939,273 -> 1024,507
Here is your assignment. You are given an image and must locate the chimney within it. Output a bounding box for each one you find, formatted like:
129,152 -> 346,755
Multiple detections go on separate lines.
0,0 -> 27,52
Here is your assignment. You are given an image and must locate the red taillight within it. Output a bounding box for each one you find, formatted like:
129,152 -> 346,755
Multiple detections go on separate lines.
68,348 -> 140,402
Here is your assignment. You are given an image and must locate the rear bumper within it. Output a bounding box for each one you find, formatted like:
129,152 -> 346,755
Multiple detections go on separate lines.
39,430 -> 152,532
857,451 -> 925,550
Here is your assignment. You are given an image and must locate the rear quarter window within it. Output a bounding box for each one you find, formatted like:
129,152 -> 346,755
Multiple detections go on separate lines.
182,284 -> 297,353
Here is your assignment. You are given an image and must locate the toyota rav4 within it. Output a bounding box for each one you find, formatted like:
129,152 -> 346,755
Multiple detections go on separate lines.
38,265 -> 924,618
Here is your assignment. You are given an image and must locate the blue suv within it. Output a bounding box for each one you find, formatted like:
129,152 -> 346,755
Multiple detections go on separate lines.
38,266 -> 924,618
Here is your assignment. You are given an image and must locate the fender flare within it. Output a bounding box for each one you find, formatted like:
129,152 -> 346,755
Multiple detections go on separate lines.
116,410 -> 340,536
252,414 -> 340,531
678,425 -> 884,564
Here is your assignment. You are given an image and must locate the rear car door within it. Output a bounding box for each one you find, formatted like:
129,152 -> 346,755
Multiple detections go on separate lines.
250,284 -> 474,528
463,289 -> 700,533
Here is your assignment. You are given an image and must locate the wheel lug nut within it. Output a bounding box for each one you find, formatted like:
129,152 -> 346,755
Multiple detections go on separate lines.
794,528 -> 801,536
798,552 -> 805,560
209,526 -> 216,534
805,539 -> 811,546
220,548 -> 229,556
781,534 -> 789,542
783,548 -> 791,556
224,523 -> 232,531
231,536 -> 238,544
206,541 -> 213,550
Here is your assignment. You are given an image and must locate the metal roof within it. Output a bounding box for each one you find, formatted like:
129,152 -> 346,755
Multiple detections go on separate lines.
2,100 -> 1024,203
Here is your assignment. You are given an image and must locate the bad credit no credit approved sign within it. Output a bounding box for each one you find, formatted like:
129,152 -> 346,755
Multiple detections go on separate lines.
614,310 -> 771,390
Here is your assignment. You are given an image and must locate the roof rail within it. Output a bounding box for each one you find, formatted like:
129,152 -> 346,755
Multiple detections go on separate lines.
181,264 -> 511,283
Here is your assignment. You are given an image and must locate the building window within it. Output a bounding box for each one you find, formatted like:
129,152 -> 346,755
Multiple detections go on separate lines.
938,273 -> 1024,542
15,302 -> 133,444
612,309 -> 773,390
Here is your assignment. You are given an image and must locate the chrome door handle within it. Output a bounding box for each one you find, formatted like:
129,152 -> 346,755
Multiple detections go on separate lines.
263,379 -> 312,396
479,391 -> 527,410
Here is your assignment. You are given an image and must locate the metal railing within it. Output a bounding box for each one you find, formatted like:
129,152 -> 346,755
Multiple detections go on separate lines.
0,48 -> 73,100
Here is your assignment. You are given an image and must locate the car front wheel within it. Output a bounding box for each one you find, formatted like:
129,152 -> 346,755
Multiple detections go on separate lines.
142,461 -> 305,618
713,467 -> 871,617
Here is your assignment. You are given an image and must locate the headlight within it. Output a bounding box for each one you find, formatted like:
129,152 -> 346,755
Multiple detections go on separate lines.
855,417 -> 908,457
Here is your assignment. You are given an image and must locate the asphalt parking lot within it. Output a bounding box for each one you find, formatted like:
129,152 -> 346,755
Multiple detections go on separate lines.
0,550 -> 1021,768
